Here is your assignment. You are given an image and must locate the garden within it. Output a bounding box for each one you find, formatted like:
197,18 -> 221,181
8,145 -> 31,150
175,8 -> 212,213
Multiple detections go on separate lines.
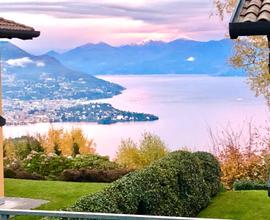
5,123 -> 270,220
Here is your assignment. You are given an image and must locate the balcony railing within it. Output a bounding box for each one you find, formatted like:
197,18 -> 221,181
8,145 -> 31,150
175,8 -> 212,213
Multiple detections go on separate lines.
0,209 -> 229,220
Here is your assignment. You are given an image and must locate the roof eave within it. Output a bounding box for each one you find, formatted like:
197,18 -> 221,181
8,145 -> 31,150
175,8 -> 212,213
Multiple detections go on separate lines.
230,0 -> 245,23
229,22 -> 270,39
0,29 -> 40,40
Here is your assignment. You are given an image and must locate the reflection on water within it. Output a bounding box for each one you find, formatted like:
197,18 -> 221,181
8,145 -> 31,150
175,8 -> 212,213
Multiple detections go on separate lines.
4,75 -> 270,157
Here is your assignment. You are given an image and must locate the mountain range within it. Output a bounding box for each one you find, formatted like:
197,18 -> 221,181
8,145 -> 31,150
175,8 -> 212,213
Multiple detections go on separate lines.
0,41 -> 124,100
47,39 -> 243,76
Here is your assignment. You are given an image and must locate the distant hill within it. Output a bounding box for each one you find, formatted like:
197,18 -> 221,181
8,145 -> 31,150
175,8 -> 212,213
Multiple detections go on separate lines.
47,39 -> 244,76
0,41 -> 124,100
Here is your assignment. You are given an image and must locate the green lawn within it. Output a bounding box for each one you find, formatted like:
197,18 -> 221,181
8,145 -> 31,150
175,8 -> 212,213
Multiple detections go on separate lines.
4,178 -> 108,219
199,190 -> 270,220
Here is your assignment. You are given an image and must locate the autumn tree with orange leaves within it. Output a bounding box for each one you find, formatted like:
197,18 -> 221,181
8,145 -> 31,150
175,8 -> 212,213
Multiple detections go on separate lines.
38,127 -> 95,157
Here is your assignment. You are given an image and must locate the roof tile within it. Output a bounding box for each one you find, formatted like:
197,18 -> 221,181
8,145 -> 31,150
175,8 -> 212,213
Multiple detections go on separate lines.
238,0 -> 270,22
0,17 -> 34,32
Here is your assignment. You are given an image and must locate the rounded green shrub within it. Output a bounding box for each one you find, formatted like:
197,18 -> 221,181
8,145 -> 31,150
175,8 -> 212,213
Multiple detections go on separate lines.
23,151 -> 71,178
193,151 -> 221,197
69,151 -> 221,217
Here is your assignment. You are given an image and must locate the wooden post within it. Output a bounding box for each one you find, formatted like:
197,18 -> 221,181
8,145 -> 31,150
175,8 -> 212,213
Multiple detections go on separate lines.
268,35 -> 270,75
267,35 -> 270,197
0,50 -> 4,201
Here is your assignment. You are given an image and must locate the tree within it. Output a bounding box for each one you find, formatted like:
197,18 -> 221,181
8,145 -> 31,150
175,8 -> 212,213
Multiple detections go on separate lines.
69,128 -> 95,155
116,138 -> 140,169
139,133 -> 169,168
210,122 -> 268,188
213,0 -> 270,105
38,126 -> 95,156
116,133 -> 169,169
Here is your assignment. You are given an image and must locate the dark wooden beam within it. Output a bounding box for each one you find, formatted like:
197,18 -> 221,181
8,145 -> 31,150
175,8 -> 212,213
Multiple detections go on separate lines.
0,29 -> 40,40
230,22 -> 270,39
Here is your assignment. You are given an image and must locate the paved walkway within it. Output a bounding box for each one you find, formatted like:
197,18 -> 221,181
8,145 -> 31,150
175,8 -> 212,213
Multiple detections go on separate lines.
0,197 -> 48,209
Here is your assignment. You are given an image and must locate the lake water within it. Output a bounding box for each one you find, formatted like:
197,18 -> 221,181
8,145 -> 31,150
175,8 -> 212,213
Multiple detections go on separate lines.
4,75 -> 270,157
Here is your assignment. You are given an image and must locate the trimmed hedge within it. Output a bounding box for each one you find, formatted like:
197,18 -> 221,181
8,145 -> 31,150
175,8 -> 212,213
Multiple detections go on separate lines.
4,168 -> 44,180
59,168 -> 132,183
233,180 -> 268,191
68,151 -> 221,217
193,152 -> 221,197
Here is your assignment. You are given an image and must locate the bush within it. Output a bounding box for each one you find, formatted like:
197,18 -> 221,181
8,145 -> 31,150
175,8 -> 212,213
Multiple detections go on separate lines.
23,151 -> 72,178
193,152 -> 221,197
60,168 -> 131,182
15,170 -> 44,180
71,154 -> 119,170
233,180 -> 268,191
210,123 -> 269,189
6,150 -> 121,180
68,151 -> 221,217
4,168 -> 17,178
4,168 -> 44,180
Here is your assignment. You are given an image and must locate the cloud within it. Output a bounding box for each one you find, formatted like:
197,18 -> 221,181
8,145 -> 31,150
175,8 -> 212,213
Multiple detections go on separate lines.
186,57 -> 195,62
6,57 -> 34,67
36,61 -> 45,67
0,0 -> 216,25
6,57 -> 46,67
0,0 -> 226,53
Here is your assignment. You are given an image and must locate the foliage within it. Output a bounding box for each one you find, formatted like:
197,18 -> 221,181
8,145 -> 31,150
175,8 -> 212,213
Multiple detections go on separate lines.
3,127 -> 102,180
38,127 -> 95,157
193,152 -> 221,197
23,151 -> 72,178
70,154 -> 119,170
210,122 -> 270,189
60,168 -> 132,183
16,152 -> 122,180
69,151 -> 220,217
213,0 -> 237,20
116,133 -> 169,169
4,136 -> 44,160
233,180 -> 267,191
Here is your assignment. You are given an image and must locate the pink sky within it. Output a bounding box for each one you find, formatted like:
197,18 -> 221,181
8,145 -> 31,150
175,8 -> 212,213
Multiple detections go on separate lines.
0,0 -> 229,54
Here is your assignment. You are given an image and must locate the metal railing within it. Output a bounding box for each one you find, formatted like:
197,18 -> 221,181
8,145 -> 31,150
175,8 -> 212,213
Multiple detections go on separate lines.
0,209 -> 228,220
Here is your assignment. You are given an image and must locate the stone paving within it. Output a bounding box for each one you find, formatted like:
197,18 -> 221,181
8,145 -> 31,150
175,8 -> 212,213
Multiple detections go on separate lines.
0,197 -> 48,210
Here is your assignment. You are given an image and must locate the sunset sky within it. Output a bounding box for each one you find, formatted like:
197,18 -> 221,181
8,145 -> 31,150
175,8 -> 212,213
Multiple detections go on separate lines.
0,0 -> 228,54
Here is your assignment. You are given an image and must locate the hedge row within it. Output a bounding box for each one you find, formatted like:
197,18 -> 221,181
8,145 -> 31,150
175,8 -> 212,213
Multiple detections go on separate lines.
233,180 -> 268,191
60,168 -> 132,183
5,167 -> 131,183
67,151 -> 221,217
4,168 -> 44,180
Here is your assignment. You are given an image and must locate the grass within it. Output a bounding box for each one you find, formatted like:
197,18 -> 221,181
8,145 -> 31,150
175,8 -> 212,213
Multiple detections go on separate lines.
199,190 -> 270,220
4,178 -> 108,219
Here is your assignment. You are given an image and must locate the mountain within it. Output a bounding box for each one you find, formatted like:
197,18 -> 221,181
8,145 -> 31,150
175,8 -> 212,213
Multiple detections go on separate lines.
47,39 -> 244,76
0,41 -> 124,100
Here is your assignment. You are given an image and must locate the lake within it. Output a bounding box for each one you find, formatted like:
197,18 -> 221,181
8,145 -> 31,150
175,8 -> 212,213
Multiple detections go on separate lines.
4,75 -> 270,157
